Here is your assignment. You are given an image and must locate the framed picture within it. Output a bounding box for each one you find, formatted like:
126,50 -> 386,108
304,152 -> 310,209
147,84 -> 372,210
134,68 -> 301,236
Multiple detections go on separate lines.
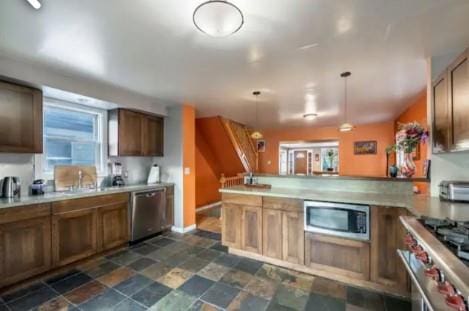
412,144 -> 421,161
314,153 -> 320,161
354,141 -> 377,155
257,140 -> 266,152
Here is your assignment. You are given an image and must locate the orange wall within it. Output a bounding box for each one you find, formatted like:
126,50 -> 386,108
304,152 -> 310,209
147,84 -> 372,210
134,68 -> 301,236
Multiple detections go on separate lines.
195,116 -> 246,208
183,105 -> 196,227
259,121 -> 395,177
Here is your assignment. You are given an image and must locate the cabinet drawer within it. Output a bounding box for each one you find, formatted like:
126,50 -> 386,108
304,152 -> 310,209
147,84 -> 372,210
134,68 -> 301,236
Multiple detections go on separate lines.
305,233 -> 370,280
52,193 -> 129,214
222,193 -> 262,207
0,204 -> 50,224
263,197 -> 302,212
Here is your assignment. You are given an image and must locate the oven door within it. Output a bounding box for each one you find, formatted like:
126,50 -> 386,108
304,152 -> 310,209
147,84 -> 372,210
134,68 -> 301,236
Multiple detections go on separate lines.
303,201 -> 369,241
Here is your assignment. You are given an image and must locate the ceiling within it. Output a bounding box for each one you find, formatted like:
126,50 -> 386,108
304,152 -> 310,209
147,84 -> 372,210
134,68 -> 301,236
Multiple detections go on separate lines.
1,0 -> 469,128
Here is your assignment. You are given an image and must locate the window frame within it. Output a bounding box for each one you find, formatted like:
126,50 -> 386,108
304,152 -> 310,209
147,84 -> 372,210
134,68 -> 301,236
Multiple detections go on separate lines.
35,97 -> 108,179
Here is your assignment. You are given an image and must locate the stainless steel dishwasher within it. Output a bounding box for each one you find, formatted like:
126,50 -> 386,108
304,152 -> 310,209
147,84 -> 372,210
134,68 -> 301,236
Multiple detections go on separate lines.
130,188 -> 166,243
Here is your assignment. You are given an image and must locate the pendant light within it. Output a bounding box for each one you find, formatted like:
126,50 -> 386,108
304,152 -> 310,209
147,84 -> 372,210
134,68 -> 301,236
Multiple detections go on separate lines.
339,71 -> 354,132
251,91 -> 263,140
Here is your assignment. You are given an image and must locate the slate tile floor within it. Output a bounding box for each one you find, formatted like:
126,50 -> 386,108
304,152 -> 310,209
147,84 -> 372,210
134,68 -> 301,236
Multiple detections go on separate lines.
0,230 -> 411,311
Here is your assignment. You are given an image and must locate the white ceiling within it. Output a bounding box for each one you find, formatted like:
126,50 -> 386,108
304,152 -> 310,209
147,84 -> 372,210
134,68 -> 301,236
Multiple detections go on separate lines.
1,0 -> 469,128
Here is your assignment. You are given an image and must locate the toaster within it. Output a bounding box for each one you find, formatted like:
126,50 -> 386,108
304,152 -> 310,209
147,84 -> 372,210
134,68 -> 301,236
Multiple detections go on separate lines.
439,181 -> 469,202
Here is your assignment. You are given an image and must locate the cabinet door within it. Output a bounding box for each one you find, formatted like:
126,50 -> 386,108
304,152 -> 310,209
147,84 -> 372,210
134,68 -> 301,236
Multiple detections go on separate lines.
222,203 -> 242,249
164,190 -> 174,230
449,50 -> 469,151
118,109 -> 143,156
241,206 -> 262,254
262,208 -> 282,259
305,233 -> 370,280
0,217 -> 51,287
97,202 -> 129,251
370,207 -> 408,291
0,81 -> 42,153
143,116 -> 164,156
52,208 -> 98,267
432,72 -> 451,153
282,211 -> 304,265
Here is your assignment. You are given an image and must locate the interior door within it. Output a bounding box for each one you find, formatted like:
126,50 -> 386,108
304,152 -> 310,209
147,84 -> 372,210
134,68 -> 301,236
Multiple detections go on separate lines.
294,151 -> 308,175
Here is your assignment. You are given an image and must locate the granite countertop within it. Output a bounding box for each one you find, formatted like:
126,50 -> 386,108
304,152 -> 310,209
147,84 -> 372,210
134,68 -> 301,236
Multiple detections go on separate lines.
0,183 -> 174,209
220,186 -> 469,221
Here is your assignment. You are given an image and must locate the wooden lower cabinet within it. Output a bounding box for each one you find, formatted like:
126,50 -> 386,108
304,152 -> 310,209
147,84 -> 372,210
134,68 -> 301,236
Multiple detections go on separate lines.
305,232 -> 370,280
263,208 -> 304,264
222,203 -> 242,249
0,214 -> 51,287
97,202 -> 129,251
241,206 -> 262,254
370,206 -> 409,291
52,208 -> 98,267
164,187 -> 174,230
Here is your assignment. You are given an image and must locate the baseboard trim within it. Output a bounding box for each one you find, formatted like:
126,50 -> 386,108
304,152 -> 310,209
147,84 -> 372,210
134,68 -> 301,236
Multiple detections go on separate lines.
196,201 -> 221,213
171,224 -> 197,233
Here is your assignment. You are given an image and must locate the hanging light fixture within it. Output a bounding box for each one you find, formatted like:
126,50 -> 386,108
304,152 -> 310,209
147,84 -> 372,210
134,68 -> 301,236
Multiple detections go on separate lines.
193,1 -> 244,37
251,91 -> 263,140
339,71 -> 354,132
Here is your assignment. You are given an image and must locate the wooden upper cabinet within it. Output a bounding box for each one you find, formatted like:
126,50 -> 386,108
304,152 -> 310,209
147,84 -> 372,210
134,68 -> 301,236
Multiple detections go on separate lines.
449,50 -> 469,151
370,207 -> 409,292
0,80 -> 43,153
0,204 -> 51,288
109,108 -> 164,157
432,72 -> 451,153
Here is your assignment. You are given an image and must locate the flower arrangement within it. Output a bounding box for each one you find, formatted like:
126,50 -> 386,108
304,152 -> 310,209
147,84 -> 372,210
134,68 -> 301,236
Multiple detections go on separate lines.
392,122 -> 429,153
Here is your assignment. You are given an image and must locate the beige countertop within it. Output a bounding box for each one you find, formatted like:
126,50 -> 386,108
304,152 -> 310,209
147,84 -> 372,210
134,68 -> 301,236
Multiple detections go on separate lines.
0,183 -> 174,209
220,186 -> 469,221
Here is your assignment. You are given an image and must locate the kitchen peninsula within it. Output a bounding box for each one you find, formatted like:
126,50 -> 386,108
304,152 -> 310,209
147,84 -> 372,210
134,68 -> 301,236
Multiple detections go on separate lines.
219,174 -> 469,297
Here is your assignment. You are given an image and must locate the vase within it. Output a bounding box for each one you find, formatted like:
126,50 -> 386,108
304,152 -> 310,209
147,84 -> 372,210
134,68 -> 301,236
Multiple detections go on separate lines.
389,165 -> 398,178
400,153 -> 416,178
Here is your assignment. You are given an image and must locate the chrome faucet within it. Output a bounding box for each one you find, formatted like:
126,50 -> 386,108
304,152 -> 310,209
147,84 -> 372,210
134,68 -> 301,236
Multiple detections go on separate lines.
78,170 -> 83,190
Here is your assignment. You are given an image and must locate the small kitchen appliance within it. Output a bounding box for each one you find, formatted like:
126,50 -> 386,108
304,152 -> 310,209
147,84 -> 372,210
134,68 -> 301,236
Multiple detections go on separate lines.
147,164 -> 160,184
304,200 -> 370,241
439,180 -> 469,202
111,162 -> 125,187
31,179 -> 46,195
1,176 -> 21,198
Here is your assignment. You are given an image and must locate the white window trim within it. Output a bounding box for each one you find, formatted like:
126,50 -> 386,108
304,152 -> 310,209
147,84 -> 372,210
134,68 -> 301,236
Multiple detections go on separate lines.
34,97 -> 108,180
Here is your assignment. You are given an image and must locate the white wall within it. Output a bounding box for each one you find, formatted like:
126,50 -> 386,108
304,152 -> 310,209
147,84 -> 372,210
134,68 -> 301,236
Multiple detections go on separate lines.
428,50 -> 469,196
157,106 -> 185,231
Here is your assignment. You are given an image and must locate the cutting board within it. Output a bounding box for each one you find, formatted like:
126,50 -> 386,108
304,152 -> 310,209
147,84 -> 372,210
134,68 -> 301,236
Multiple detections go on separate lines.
54,165 -> 98,191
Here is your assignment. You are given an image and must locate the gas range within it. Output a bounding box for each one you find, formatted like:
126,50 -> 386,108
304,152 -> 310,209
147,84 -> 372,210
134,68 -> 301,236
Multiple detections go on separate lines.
399,216 -> 469,311
420,218 -> 469,263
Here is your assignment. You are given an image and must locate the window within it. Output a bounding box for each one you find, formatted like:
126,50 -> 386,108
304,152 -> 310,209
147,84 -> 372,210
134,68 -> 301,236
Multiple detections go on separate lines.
42,100 -> 106,175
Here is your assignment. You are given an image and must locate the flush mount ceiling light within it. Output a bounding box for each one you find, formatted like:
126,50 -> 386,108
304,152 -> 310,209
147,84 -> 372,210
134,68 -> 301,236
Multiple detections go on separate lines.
303,113 -> 318,120
250,91 -> 263,140
339,71 -> 354,132
193,0 -> 244,37
26,0 -> 41,9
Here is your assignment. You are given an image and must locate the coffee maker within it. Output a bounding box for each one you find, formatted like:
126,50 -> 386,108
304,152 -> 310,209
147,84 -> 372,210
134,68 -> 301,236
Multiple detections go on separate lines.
111,162 -> 125,187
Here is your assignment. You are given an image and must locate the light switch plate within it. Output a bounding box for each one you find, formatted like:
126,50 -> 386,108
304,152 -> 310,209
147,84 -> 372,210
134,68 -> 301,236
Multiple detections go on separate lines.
184,167 -> 191,175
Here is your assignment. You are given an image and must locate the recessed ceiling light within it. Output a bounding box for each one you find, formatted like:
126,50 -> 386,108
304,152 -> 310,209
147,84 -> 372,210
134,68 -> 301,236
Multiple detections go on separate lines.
303,113 -> 318,120
298,43 -> 319,50
193,1 -> 244,37
27,0 -> 41,9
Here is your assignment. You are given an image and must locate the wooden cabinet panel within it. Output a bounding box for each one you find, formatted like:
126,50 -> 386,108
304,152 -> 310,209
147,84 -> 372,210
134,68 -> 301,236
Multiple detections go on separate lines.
370,207 -> 408,291
263,197 -> 302,212
118,109 -> 143,156
143,116 -> 164,156
222,203 -> 242,249
305,232 -> 370,280
262,208 -> 283,259
242,206 -> 262,254
97,202 -> 129,251
164,190 -> 174,230
222,193 -> 262,207
449,50 -> 469,150
432,72 -> 451,153
52,208 -> 98,267
0,216 -> 51,287
282,211 -> 304,265
0,80 -> 42,153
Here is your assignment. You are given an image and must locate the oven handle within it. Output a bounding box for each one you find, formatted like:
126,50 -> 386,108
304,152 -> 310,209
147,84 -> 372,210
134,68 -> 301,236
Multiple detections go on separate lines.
397,249 -> 435,311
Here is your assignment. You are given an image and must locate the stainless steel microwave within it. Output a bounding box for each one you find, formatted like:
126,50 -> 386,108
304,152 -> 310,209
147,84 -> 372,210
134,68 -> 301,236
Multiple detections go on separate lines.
304,201 -> 370,241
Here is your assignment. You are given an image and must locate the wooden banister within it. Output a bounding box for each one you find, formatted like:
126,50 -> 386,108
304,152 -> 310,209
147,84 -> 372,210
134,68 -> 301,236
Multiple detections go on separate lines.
220,173 -> 245,188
